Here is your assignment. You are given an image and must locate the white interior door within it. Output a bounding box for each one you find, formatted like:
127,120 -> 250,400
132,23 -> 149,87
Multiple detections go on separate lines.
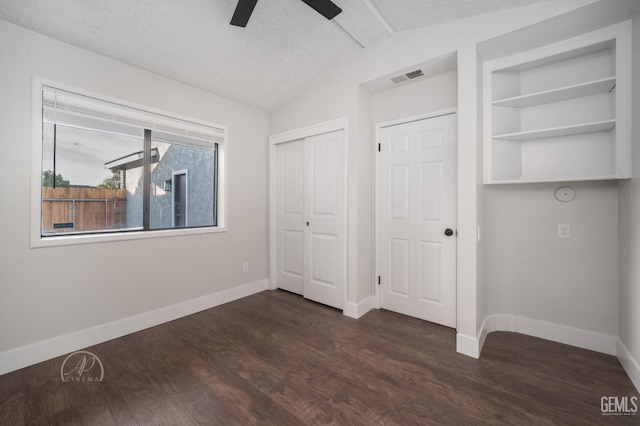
276,139 -> 305,295
274,130 -> 345,309
379,113 -> 457,327
303,130 -> 345,309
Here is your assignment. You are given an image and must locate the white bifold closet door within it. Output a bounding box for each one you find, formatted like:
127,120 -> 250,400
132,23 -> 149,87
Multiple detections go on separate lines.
276,130 -> 345,310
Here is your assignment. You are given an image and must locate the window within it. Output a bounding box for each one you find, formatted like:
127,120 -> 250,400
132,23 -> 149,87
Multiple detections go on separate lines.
33,81 -> 226,246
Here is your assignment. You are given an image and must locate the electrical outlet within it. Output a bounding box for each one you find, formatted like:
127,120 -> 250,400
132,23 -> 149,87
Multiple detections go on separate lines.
242,261 -> 249,272
558,224 -> 571,239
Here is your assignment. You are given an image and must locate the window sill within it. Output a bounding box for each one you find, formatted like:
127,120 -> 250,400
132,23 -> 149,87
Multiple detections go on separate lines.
30,226 -> 227,248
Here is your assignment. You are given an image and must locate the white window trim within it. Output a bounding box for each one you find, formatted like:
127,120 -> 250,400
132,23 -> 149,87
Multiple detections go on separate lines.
171,169 -> 189,228
30,77 -> 228,248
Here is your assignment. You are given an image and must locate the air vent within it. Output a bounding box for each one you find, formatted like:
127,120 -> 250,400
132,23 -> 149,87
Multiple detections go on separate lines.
391,75 -> 408,84
391,69 -> 424,84
405,69 -> 424,79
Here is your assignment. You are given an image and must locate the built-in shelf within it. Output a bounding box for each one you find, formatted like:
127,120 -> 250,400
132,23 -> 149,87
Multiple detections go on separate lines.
493,119 -> 616,141
486,175 -> 618,185
483,23 -> 631,184
492,77 -> 616,108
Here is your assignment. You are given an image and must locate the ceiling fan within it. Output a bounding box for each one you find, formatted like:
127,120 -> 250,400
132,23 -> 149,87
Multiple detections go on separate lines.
230,0 -> 342,27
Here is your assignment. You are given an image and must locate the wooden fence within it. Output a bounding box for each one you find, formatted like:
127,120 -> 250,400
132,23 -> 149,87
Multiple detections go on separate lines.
42,187 -> 128,234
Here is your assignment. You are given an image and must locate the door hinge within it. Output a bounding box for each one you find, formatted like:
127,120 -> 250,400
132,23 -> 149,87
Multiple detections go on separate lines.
378,275 -> 381,285
378,143 -> 381,152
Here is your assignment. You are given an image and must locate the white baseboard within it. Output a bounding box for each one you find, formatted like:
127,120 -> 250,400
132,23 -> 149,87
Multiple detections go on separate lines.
456,333 -> 480,359
477,316 -> 491,355
478,314 -> 617,356
343,296 -> 374,319
617,339 -> 640,393
0,279 -> 269,376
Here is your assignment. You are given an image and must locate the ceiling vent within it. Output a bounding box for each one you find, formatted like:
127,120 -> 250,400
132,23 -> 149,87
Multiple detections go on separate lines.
391,75 -> 408,84
405,69 -> 424,79
391,69 -> 424,84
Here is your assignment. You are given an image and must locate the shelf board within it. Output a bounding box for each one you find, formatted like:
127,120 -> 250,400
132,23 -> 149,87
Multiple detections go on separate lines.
493,119 -> 616,141
492,77 -> 616,108
486,175 -> 620,185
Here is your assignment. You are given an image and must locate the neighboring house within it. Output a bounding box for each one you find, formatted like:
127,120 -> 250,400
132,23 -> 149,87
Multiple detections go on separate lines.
105,144 -> 216,229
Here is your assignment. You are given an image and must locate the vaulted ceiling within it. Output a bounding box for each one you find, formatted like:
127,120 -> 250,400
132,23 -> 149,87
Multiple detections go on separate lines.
0,0 -> 554,110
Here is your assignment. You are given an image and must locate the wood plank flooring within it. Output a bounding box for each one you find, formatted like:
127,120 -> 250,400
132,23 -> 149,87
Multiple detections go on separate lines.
0,289 -> 638,425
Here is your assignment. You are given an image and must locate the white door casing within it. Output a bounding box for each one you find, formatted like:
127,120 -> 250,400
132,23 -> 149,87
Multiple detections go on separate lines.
273,127 -> 346,310
378,112 -> 457,327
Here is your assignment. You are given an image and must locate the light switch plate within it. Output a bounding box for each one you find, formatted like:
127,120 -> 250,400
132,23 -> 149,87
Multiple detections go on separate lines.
558,224 -> 571,239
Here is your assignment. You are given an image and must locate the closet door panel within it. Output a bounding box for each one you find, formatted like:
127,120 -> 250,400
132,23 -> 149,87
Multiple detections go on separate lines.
303,130 -> 345,309
275,139 -> 305,294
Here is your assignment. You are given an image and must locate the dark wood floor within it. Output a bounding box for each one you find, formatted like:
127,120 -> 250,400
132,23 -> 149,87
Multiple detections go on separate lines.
0,290 -> 638,425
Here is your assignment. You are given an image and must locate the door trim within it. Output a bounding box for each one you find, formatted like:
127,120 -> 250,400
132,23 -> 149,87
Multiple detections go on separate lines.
374,108 -> 457,310
269,117 -> 349,311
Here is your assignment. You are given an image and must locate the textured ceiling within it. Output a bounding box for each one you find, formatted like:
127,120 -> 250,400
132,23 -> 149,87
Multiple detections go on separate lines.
368,0 -> 543,32
479,0 -> 640,61
0,0 -> 561,110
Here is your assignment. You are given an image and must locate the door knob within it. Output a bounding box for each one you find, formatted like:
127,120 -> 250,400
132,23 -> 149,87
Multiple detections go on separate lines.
444,228 -> 454,236
306,221 -> 310,227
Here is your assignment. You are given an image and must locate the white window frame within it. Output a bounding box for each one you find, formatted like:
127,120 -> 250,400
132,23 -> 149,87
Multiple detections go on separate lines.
171,169 -> 189,228
30,77 -> 227,248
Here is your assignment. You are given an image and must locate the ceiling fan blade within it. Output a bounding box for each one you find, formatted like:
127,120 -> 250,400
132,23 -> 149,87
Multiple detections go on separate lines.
230,0 -> 259,27
299,0 -> 342,20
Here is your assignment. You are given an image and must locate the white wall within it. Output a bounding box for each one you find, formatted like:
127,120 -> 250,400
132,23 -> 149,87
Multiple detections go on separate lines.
0,21 -> 269,361
455,43 -> 480,352
484,181 -> 619,335
476,52 -> 486,337
618,13 -> 640,390
371,71 -> 457,124
270,0 -> 597,354
357,86 -> 374,302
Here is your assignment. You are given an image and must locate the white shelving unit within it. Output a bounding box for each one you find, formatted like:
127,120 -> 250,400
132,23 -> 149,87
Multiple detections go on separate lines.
483,23 -> 632,184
